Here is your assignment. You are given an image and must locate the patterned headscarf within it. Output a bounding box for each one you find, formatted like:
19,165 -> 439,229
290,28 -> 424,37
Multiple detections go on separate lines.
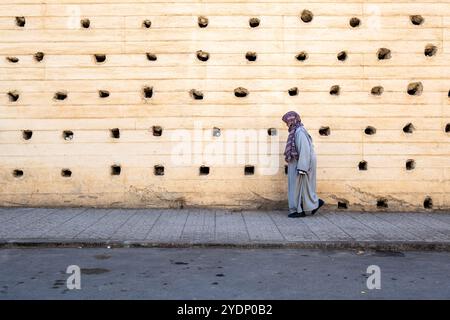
282,111 -> 303,162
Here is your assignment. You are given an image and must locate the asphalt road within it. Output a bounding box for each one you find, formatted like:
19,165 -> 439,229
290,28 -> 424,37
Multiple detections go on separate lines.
0,248 -> 449,299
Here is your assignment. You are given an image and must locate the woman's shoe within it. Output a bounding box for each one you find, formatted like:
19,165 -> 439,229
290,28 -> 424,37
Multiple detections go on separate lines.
311,199 -> 325,215
288,212 -> 306,218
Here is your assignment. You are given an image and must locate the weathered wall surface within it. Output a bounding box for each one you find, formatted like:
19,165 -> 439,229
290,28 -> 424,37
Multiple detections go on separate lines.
0,0 -> 449,211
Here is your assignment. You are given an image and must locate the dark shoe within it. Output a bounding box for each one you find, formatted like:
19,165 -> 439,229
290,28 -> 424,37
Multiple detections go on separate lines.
311,199 -> 325,215
288,212 -> 306,218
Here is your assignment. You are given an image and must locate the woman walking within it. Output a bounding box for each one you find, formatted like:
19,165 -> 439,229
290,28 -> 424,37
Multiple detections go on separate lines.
282,111 -> 324,218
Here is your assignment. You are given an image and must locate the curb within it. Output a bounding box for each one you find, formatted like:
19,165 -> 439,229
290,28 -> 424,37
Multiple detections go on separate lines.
1,239 -> 449,252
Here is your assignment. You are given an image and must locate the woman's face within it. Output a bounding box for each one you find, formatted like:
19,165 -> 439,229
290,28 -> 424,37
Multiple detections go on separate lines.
282,112 -> 300,128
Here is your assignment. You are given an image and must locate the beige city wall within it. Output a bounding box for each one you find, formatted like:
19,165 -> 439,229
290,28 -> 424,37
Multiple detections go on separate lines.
0,0 -> 449,211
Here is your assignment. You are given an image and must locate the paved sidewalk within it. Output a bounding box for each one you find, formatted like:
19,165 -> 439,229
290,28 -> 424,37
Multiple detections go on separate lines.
0,207 -> 449,251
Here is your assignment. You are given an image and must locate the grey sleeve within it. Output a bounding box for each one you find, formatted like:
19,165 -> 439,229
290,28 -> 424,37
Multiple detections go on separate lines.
295,129 -> 311,172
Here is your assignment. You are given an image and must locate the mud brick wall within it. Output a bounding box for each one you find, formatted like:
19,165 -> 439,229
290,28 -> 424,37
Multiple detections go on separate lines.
0,0 -> 449,211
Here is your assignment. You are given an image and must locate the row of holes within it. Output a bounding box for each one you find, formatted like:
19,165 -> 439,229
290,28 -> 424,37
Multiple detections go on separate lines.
284,161 -> 417,172
10,165 -> 256,177
9,160 -> 423,178
18,123 -> 450,141
18,127 -> 250,139
8,82 -> 440,102
356,160 -> 417,171
295,46 -> 438,61
336,196 -> 433,209
12,14 -> 427,28
4,46 -> 439,65
319,122 -> 450,136
8,168 -> 436,209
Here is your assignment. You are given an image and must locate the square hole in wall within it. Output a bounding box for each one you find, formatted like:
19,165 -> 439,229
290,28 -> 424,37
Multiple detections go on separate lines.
198,16 -> 208,28
423,196 -> 433,209
349,17 -> 361,28
13,169 -> 23,178
410,15 -> 424,25
295,51 -> 308,61
377,48 -> 391,60
146,53 -> 157,61
22,130 -> 33,140
54,91 -> 68,101
212,127 -> 221,137
199,165 -> 210,175
152,126 -> 163,136
406,159 -> 416,170
234,87 -> 249,98
268,128 -> 277,136
300,10 -> 313,23
196,50 -> 209,61
142,19 -> 152,28
288,87 -> 298,96
245,51 -> 257,61
6,57 -> 19,63
338,200 -> 348,209
407,82 -> 423,96
8,91 -> 19,102
249,17 -> 260,28
154,165 -> 165,176
337,51 -> 347,61
15,16 -> 26,27
358,160 -> 368,171
34,52 -> 45,62
371,86 -> 384,96
376,198 -> 388,208
63,130 -> 73,141
143,86 -> 153,98
61,169 -> 72,177
110,128 -> 120,139
111,164 -> 121,176
364,126 -> 376,135
244,165 -> 255,175
403,123 -> 415,134
319,126 -> 330,136
99,90 -> 110,98
190,89 -> 204,100
424,44 -> 437,57
329,85 -> 340,96
94,54 -> 106,63
81,18 -> 90,28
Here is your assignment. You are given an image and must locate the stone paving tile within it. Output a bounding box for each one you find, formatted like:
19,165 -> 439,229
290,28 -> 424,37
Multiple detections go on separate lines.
215,211 -> 250,243
180,210 -> 215,243
269,211 -> 319,242
374,213 -> 449,241
145,209 -> 189,242
110,209 -> 161,241
0,208 -> 37,224
11,208 -> 88,239
0,208 -> 41,227
242,211 -> 284,242
300,214 -> 353,241
0,208 -> 56,238
45,209 -> 111,238
422,213 -> 450,226
350,213 -> 418,241
322,213 -> 386,241
76,209 -> 137,240
400,213 -> 450,237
